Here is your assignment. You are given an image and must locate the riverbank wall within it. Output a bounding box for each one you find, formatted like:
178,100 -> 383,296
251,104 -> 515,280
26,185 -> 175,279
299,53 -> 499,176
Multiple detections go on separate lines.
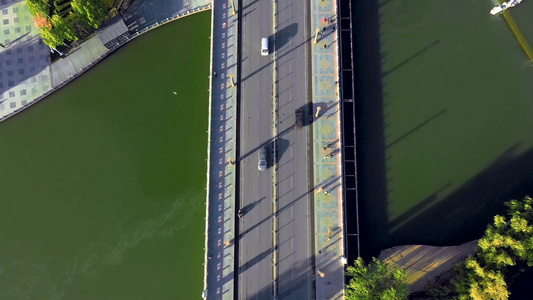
0,1 -> 211,123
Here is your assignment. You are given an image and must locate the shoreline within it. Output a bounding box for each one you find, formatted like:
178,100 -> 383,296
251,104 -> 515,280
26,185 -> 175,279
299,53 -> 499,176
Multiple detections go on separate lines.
0,2 -> 211,124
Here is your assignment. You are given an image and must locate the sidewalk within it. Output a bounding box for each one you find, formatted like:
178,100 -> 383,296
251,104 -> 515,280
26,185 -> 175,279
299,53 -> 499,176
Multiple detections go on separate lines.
202,0 -> 238,298
310,0 -> 346,298
0,0 -> 51,120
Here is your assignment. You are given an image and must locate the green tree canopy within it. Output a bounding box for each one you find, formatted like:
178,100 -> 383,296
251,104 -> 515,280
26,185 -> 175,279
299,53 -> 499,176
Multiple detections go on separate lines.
51,14 -> 77,42
40,26 -> 63,48
478,196 -> 533,268
455,256 -> 509,300
454,196 -> 533,300
26,0 -> 50,16
71,0 -> 107,29
345,257 -> 409,300
40,15 -> 77,48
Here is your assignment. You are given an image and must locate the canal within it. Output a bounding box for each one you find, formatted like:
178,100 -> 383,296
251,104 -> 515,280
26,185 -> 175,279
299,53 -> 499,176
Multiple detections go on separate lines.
0,12 -> 210,299
354,0 -> 533,261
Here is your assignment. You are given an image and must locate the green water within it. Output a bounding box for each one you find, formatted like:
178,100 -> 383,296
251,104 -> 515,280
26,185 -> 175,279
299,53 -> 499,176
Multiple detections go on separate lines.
355,0 -> 533,257
0,12 -> 210,299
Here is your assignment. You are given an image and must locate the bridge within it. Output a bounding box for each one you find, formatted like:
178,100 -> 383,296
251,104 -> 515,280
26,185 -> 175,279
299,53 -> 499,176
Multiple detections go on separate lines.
202,0 -> 359,298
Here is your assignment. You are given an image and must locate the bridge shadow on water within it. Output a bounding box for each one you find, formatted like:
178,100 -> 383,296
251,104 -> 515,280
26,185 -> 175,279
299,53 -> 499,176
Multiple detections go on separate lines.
354,0 -> 533,269
352,0 -> 388,259
390,144 -> 533,249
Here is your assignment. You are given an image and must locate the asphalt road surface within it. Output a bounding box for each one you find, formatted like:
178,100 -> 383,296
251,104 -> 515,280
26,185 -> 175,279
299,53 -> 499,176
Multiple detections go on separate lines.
272,0 -> 314,297
237,0 -> 275,298
238,0 -> 313,297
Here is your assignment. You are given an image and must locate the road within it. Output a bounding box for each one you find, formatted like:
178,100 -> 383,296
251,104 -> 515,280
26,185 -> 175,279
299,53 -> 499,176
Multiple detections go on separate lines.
238,0 -> 314,297
271,0 -> 314,297
237,0 -> 275,297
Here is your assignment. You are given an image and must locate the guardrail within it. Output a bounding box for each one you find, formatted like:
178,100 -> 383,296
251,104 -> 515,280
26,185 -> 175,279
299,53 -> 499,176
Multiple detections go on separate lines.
337,0 -> 360,263
201,2 -> 216,298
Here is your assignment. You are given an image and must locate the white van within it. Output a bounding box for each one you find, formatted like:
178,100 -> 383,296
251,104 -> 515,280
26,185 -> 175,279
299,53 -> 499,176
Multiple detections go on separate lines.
261,38 -> 269,56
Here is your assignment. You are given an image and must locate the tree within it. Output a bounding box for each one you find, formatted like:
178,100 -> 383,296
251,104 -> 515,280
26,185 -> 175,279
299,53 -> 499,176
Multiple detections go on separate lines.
51,14 -> 77,42
26,0 -> 50,16
454,256 -> 509,300
40,26 -> 63,48
345,257 -> 409,300
33,13 -> 52,29
39,15 -> 77,48
453,196 -> 533,300
477,197 -> 533,268
71,0 -> 107,29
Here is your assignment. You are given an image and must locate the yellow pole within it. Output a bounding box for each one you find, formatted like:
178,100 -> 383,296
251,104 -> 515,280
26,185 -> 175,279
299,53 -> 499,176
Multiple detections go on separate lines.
230,0 -> 236,15
229,74 -> 236,87
314,28 -> 320,44
315,106 -> 322,118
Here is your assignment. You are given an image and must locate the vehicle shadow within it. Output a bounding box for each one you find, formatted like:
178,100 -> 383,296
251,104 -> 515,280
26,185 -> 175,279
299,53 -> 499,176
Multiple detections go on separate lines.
237,126 -> 293,162
273,137 -> 290,166
275,23 -> 298,50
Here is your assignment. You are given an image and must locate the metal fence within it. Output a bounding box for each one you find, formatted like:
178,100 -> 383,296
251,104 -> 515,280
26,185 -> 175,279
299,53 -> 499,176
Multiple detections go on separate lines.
337,0 -> 360,263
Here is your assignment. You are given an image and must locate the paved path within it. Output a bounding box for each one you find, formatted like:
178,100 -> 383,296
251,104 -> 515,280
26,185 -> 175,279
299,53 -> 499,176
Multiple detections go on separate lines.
0,0 -> 51,119
203,0 -> 238,299
122,0 -> 209,31
310,0 -> 346,299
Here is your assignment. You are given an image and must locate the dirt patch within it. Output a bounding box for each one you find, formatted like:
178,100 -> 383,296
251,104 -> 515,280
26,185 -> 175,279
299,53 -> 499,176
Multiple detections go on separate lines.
378,240 -> 477,292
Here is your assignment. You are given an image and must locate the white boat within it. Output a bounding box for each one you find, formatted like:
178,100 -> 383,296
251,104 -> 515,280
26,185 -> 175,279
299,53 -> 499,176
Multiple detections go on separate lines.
490,0 -> 523,15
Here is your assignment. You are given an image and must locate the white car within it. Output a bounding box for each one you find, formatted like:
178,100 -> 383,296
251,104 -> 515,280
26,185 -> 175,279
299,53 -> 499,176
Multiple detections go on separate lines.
261,38 -> 269,56
258,147 -> 267,171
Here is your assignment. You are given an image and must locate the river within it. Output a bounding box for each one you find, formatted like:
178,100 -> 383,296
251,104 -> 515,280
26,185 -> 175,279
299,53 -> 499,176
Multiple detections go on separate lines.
354,0 -> 533,261
0,12 -> 210,299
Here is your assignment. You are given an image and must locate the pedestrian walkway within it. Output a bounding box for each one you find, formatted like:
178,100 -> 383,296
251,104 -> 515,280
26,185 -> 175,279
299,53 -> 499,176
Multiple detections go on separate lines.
122,0 -> 210,32
202,0 -> 238,298
0,0 -> 51,120
310,0 -> 346,298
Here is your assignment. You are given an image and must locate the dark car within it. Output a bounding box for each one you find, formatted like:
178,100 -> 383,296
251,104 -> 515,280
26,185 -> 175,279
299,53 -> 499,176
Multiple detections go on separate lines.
295,108 -> 304,129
